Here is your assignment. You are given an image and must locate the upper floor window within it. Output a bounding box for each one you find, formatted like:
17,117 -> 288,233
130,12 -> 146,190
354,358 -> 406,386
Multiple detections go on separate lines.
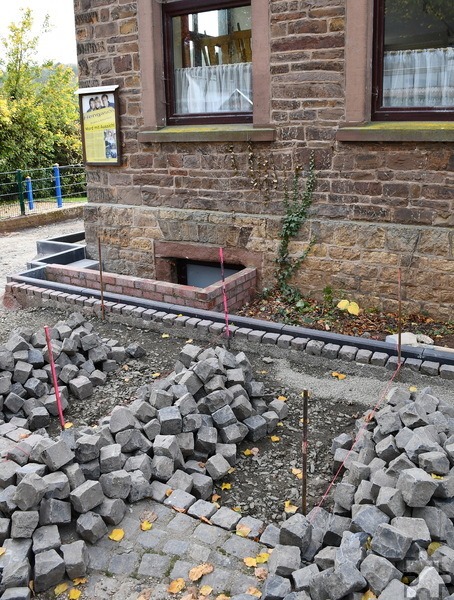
163,0 -> 252,125
373,0 -> 454,120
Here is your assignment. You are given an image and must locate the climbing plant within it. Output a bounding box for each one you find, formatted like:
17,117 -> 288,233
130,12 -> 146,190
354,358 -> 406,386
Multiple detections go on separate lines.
275,152 -> 316,300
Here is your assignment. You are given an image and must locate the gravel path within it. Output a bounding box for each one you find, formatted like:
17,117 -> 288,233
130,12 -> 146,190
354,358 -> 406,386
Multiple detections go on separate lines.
0,218 -> 84,293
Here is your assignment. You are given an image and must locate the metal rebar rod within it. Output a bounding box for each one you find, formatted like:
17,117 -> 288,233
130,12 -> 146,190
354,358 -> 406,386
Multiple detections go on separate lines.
98,236 -> 105,321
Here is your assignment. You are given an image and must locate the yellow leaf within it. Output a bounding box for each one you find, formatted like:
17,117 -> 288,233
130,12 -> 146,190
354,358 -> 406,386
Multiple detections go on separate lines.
228,467 -> 236,474
362,592 -> 377,600
236,524 -> 251,538
331,372 -> 346,380
186,339 -> 194,343
246,587 -> 262,598
162,333 -> 170,339
168,579 -> 186,594
243,448 -> 253,456
29,581 -> 34,592
216,595 -> 231,600
212,494 -> 221,502
141,520 -> 153,531
431,473 -> 444,480
189,563 -> 214,582
270,436 -> 280,443
232,506 -> 242,513
0,548 -> 5,556
277,395 -> 287,402
166,488 -> 173,497
54,583 -> 69,596
428,542 -> 442,556
255,552 -> 270,564
291,468 -> 303,480
151,373 -> 161,379
200,585 -> 213,596
258,370 -> 268,374
337,299 -> 350,311
64,422 -> 74,429
72,578 -> 87,585
409,385 -> 418,392
277,422 -> 284,427
284,500 -> 298,514
69,590 -> 82,600
177,314 -> 183,317
221,482 -> 232,491
347,302 -> 360,316
244,557 -> 257,568
254,567 -> 268,581
108,528 -> 125,542
212,502 -> 221,509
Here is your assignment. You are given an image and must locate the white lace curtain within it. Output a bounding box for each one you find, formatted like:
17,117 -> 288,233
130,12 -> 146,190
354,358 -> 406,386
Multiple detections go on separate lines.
174,62 -> 252,114
383,47 -> 454,107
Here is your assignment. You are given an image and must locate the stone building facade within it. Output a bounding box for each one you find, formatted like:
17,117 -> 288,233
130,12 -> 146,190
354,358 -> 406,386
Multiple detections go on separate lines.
74,0 -> 454,319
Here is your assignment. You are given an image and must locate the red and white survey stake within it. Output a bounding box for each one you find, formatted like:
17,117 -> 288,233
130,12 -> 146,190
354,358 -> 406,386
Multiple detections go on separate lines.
219,248 -> 231,341
44,326 -> 66,429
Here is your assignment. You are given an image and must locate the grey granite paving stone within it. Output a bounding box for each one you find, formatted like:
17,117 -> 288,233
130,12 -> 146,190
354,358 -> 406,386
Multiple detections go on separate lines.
137,553 -> 171,578
193,522 -> 229,545
222,534 -> 261,559
162,539 -> 189,556
136,528 -> 167,550
107,551 -> 140,576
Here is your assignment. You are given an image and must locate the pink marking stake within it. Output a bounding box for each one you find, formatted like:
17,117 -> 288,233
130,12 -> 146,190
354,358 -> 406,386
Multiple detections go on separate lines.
44,326 -> 66,430
219,248 -> 231,344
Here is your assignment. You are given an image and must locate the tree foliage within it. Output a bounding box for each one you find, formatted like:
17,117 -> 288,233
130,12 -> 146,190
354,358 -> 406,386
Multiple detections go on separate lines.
0,8 -> 81,172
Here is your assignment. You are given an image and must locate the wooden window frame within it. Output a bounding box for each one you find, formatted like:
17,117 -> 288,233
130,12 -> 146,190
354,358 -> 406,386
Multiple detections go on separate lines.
372,0 -> 454,122
162,0 -> 253,126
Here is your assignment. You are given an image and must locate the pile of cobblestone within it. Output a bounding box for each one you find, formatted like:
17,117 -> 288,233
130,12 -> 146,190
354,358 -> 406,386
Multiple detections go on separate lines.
0,319 -> 287,596
264,386 -> 454,600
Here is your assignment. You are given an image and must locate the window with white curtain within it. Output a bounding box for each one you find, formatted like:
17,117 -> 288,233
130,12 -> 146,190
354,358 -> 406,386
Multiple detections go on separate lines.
373,0 -> 454,120
163,1 -> 252,125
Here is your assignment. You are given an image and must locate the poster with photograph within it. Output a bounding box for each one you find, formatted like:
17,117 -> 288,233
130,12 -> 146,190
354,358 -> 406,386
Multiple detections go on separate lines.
77,86 -> 121,165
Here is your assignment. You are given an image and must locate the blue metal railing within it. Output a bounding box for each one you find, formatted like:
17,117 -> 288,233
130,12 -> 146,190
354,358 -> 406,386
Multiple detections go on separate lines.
0,164 -> 87,220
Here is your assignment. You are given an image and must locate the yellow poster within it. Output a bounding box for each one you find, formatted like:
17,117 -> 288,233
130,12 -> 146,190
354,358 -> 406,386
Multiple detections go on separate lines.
80,91 -> 118,164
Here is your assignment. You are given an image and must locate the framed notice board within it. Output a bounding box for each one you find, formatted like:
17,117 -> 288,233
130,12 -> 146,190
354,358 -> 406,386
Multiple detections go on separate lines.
76,85 -> 121,166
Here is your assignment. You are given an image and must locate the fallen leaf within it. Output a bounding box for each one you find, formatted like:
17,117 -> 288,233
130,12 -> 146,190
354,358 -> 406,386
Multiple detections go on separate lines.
277,422 -> 284,427
212,494 -> 221,502
29,581 -> 34,592
244,556 -> 257,568
409,385 -> 418,392
108,528 -> 125,542
64,422 -> 74,429
227,467 -> 235,474
246,587 -> 262,598
331,372 -> 347,380
0,548 -> 5,556
141,510 -> 158,523
151,373 -> 161,379
361,592 -> 377,600
347,302 -> 360,316
122,364 -> 129,371
431,474 -> 444,480
69,590 -> 82,600
140,520 -> 153,531
72,578 -> 87,585
165,488 -> 173,497
212,501 -> 220,509
189,563 -> 214,582
243,448 -> 259,457
270,436 -> 280,443
54,583 -> 69,596
337,299 -> 350,310
200,516 -> 212,524
137,590 -> 153,600
254,567 -> 268,581
258,370 -> 268,374
216,595 -> 230,600
173,507 -> 187,514
181,594 -> 196,600
284,500 -> 298,514
291,468 -> 303,480
428,542 -> 442,556
232,506 -> 242,513
186,339 -> 194,343
168,579 -> 186,594
277,395 -> 287,402
236,524 -> 251,538
177,314 -> 183,317
161,333 -> 170,339
221,482 -> 232,491
18,433 -> 30,439
199,585 -> 213,596
255,552 -> 270,564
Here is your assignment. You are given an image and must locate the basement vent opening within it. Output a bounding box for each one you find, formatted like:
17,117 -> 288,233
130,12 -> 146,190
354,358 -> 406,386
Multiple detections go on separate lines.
176,259 -> 243,288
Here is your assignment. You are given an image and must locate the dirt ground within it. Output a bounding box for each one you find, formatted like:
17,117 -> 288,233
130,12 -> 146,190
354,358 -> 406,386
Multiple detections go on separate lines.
0,219 -> 453,522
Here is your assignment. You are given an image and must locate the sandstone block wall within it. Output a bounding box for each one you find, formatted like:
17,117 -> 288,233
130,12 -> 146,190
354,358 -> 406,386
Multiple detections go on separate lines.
74,0 -> 453,319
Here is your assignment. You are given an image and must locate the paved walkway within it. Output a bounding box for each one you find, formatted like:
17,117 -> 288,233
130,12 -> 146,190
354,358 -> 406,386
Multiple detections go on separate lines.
59,499 -> 270,600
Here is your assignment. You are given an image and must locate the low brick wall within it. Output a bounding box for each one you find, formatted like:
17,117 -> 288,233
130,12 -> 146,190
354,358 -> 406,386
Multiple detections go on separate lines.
45,264 -> 257,312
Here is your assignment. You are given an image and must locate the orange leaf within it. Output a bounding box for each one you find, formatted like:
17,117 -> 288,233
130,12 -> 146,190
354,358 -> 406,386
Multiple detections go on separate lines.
189,563 -> 214,582
232,506 -> 242,513
72,578 -> 87,585
244,557 -> 257,568
236,524 -> 251,538
212,494 -> 221,502
168,579 -> 186,594
165,488 -> 173,497
199,585 -> 213,597
277,395 -> 287,402
216,595 -> 231,600
200,516 -> 212,525
246,587 -> 262,598
270,436 -> 280,443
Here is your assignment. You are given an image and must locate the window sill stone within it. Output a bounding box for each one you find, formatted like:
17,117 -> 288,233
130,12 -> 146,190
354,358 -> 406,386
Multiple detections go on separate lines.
138,124 -> 276,143
336,121 -> 454,143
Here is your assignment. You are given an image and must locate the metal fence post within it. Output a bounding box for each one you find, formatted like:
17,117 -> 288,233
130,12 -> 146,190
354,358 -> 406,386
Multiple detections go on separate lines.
53,164 -> 63,208
16,169 -> 26,215
25,176 -> 34,210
